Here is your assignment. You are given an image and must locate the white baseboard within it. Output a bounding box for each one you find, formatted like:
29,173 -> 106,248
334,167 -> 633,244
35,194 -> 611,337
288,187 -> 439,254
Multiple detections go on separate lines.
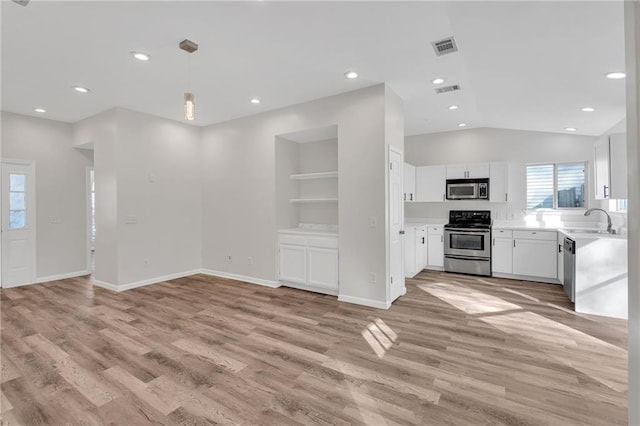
35,270 -> 91,284
2,270 -> 92,289
92,279 -> 119,292
199,269 -> 280,288
93,269 -> 201,292
338,294 -> 391,310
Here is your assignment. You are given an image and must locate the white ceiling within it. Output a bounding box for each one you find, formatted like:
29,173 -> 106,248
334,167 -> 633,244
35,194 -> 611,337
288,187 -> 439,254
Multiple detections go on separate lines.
1,1 -> 626,136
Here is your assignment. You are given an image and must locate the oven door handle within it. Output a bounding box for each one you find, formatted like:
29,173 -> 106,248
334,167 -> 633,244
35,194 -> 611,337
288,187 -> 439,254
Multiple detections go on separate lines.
445,229 -> 490,234
445,254 -> 490,261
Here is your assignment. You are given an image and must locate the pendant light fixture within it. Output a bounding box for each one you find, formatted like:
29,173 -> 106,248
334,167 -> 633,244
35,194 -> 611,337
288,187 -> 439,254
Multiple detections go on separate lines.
179,39 -> 198,121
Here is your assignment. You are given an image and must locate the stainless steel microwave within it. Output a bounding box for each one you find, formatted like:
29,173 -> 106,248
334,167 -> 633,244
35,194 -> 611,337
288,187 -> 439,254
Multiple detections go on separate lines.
446,178 -> 489,200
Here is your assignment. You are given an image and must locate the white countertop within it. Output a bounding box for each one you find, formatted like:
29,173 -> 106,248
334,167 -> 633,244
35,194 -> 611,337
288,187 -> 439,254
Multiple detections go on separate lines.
405,217 -> 447,228
278,226 -> 338,237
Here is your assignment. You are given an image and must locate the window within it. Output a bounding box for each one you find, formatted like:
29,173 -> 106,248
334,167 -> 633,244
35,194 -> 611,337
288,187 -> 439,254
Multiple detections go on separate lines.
9,173 -> 27,228
617,199 -> 628,212
526,163 -> 585,209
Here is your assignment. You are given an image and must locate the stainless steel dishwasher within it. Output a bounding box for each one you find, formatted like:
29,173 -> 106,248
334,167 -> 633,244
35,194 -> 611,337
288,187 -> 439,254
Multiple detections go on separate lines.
563,237 -> 575,303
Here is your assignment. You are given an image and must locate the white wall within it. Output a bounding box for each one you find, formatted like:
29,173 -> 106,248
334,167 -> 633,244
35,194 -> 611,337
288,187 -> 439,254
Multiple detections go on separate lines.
624,2 -> 640,424
1,112 -> 93,279
202,84 -> 391,305
72,108 -> 202,287
404,127 -> 601,224
115,109 -> 202,285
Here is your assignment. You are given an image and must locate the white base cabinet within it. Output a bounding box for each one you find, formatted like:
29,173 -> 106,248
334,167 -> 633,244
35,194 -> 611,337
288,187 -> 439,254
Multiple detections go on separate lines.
278,232 -> 338,295
491,229 -> 513,274
492,229 -> 559,283
427,226 -> 444,269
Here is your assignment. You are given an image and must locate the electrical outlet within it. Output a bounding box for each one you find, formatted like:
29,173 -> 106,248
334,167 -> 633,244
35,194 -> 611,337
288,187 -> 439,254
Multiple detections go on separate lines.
247,257 -> 253,265
125,215 -> 137,224
48,216 -> 61,224
369,272 -> 377,283
227,255 -> 232,263
369,216 -> 377,228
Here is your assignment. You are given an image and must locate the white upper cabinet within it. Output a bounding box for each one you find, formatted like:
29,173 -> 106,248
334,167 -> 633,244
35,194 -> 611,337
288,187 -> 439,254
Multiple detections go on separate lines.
594,136 -> 610,199
416,165 -> 446,202
594,133 -> 626,200
608,133 -> 627,199
446,163 -> 490,179
404,163 -> 416,202
489,162 -> 509,203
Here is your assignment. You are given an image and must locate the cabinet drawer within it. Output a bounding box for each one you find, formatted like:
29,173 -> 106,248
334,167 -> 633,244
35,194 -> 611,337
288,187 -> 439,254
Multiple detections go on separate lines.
279,234 -> 307,246
493,229 -> 513,238
307,236 -> 338,249
513,230 -> 556,241
427,226 -> 443,235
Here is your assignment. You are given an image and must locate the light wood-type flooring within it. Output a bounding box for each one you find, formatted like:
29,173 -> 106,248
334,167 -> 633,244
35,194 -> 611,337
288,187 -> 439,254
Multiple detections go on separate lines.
0,270 -> 628,425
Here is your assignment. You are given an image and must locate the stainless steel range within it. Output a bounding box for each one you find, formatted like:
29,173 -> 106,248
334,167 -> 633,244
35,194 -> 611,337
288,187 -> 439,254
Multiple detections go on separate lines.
444,210 -> 492,276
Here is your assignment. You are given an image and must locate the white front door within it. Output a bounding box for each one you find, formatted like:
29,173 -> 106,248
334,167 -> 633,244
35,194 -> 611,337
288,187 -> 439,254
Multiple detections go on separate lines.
389,146 -> 405,302
1,161 -> 36,288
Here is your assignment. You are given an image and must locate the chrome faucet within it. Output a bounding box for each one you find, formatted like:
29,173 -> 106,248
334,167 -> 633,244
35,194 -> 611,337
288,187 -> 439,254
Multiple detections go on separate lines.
584,208 -> 614,234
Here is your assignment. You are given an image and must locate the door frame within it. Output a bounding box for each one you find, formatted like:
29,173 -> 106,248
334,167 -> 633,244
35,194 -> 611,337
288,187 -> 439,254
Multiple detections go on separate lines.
386,145 -> 405,303
1,158 -> 37,288
85,166 -> 94,274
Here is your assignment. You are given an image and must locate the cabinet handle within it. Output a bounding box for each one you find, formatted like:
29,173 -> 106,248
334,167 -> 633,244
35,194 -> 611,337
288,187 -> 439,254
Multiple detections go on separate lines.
493,238 -> 495,246
513,240 -> 516,248
404,193 -> 406,201
442,193 -> 445,202
422,237 -> 425,244
505,193 -> 508,202
410,193 -> 413,201
604,185 -> 609,199
558,243 -> 562,253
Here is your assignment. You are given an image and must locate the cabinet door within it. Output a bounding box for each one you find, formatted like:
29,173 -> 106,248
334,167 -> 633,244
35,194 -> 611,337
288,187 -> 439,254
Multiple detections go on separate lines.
403,163 -> 416,202
446,164 -> 468,179
594,138 -> 610,200
427,234 -> 444,267
404,227 -> 416,278
513,239 -> 557,279
307,247 -> 338,290
416,165 -> 446,202
609,133 -> 627,199
279,244 -> 307,284
415,231 -> 425,274
489,162 -> 508,203
492,237 -> 513,274
557,240 -> 564,285
421,233 -> 429,268
467,163 -> 490,178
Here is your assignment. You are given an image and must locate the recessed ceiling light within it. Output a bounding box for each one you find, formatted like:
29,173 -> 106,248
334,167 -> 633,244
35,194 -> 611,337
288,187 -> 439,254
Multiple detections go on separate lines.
72,86 -> 90,93
250,98 -> 261,104
448,105 -> 459,110
605,72 -> 625,79
458,123 -> 467,127
344,71 -> 359,79
565,127 -> 577,132
131,51 -> 151,61
34,108 -> 46,113
432,78 -> 445,85
581,107 -> 595,112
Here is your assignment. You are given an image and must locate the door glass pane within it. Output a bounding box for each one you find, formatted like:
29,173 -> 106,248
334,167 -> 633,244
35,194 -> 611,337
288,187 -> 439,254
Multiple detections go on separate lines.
450,234 -> 484,251
10,174 -> 26,191
10,192 -> 25,210
10,210 -> 26,228
557,163 -> 585,208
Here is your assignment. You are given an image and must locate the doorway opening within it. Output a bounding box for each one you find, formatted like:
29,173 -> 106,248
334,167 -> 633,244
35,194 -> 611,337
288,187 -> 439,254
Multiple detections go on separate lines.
87,167 -> 95,274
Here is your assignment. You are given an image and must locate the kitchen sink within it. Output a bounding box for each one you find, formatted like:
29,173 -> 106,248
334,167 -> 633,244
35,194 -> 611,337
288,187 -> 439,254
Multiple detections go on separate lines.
563,228 -> 610,234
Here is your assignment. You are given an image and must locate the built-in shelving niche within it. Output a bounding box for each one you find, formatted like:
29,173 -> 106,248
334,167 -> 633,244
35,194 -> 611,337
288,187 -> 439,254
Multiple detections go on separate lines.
275,125 -> 339,230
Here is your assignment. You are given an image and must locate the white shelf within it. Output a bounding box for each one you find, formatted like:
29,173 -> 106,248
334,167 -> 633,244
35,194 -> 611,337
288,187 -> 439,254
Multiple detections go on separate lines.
290,171 -> 338,180
290,198 -> 338,204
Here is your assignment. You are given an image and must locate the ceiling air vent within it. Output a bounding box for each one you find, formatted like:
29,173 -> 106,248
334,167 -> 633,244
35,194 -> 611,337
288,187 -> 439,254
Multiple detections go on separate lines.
11,0 -> 29,5
432,37 -> 458,56
435,84 -> 461,94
